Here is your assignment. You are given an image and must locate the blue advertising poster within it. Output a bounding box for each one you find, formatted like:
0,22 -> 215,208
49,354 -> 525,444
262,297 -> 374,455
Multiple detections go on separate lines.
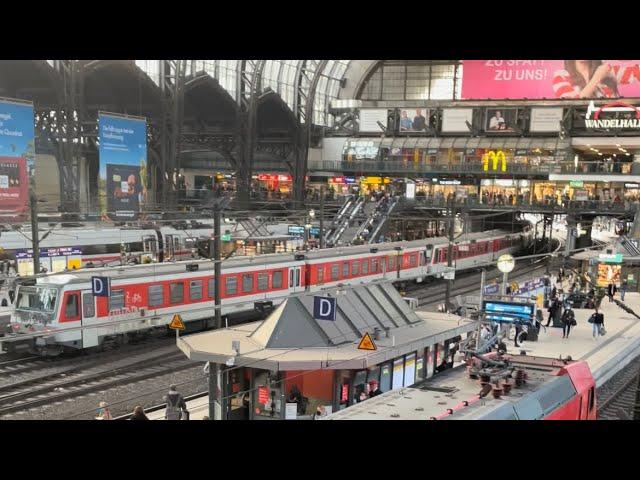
98,113 -> 148,220
0,98 -> 34,220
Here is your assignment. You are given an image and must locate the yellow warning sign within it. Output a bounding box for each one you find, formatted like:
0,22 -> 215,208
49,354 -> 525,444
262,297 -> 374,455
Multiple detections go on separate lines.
169,314 -> 185,330
357,332 -> 377,351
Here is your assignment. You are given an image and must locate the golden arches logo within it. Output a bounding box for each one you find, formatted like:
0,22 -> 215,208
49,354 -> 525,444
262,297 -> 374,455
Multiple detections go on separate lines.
482,150 -> 507,172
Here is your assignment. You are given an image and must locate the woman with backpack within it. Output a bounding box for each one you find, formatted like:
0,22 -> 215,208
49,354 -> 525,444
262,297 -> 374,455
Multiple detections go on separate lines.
561,306 -> 576,339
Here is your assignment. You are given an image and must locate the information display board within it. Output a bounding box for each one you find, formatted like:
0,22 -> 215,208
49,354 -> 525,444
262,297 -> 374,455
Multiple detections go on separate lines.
483,300 -> 535,324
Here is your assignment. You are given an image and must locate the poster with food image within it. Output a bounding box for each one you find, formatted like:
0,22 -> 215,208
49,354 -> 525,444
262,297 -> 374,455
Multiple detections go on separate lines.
597,263 -> 620,287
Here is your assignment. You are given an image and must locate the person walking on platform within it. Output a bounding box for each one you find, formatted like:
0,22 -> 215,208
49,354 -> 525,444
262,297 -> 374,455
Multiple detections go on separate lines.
561,306 -> 575,338
620,279 -> 628,302
130,405 -> 148,420
607,283 -> 616,302
590,309 -> 605,340
164,385 -> 188,420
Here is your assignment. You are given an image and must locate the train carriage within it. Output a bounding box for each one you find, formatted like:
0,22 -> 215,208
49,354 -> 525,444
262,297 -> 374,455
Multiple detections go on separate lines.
4,228 -> 531,355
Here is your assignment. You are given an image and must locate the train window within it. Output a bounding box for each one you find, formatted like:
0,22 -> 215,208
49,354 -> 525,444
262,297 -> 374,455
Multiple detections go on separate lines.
82,292 -> 95,318
170,283 -> 184,304
295,268 -> 301,287
362,259 -> 369,274
342,262 -> 349,278
257,273 -> 269,291
190,280 -> 203,301
352,261 -> 359,276
388,256 -> 395,270
149,285 -> 164,307
317,267 -> 324,284
372,258 -> 378,273
109,289 -> 125,311
331,264 -> 339,280
273,271 -> 283,289
289,269 -> 294,287
226,276 -> 237,295
409,254 -> 417,267
65,294 -> 80,319
242,274 -> 254,293
208,278 -> 215,298
588,387 -> 595,412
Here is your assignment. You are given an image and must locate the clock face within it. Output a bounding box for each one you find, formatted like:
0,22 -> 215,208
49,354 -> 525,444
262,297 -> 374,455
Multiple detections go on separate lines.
497,254 -> 515,273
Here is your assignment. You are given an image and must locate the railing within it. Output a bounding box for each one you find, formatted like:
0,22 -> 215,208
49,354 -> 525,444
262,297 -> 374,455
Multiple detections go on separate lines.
408,196 -> 634,213
308,159 -> 639,176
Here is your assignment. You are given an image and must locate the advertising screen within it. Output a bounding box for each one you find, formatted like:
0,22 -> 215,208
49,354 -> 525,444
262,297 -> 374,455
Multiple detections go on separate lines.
359,109 -> 388,132
0,157 -> 28,219
99,113 -> 148,220
398,108 -> 429,132
0,99 -> 34,221
441,108 -> 473,132
485,108 -> 517,132
530,108 -> 564,132
462,60 -> 640,100
597,263 -> 621,287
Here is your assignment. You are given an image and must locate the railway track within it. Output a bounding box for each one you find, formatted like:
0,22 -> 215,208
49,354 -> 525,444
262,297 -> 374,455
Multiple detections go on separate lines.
0,346 -> 194,417
597,355 -> 640,420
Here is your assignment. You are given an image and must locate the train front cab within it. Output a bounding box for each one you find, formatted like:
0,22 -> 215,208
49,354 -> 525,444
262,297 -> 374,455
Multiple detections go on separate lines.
544,362 -> 597,420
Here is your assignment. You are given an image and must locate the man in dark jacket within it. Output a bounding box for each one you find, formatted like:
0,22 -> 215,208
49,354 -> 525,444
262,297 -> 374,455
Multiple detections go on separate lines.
164,385 -> 187,420
368,380 -> 382,397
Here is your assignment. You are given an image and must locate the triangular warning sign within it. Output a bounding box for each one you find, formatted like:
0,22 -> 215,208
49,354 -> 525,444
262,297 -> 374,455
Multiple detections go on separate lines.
357,332 -> 377,351
169,314 -> 185,330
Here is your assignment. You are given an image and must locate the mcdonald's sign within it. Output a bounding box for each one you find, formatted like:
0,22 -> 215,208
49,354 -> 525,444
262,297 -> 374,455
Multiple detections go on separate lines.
482,150 -> 507,172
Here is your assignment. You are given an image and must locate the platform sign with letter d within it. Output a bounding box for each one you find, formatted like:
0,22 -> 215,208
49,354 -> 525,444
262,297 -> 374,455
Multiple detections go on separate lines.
91,276 -> 110,297
313,296 -> 336,321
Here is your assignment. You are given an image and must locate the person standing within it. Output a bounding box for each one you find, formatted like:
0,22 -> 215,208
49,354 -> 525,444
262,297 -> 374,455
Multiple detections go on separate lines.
368,380 -> 382,397
413,108 -> 427,131
546,299 -> 559,327
164,385 -> 188,420
620,279 -> 628,301
130,405 -> 148,420
95,401 -> 112,420
607,282 -> 616,302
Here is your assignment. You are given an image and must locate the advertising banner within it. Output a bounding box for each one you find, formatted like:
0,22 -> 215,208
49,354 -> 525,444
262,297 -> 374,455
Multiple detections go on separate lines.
597,263 -> 621,287
462,60 -> 640,100
98,113 -> 148,220
441,108 -> 473,132
485,108 -> 517,132
530,108 -> 564,132
398,108 -> 429,132
359,109 -> 388,132
0,99 -> 34,221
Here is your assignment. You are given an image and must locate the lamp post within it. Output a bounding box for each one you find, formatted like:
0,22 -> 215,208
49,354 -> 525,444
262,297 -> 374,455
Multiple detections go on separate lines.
497,254 -> 515,296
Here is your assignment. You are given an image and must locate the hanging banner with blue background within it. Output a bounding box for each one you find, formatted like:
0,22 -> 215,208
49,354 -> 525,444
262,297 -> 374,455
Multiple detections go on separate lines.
0,98 -> 34,221
98,113 -> 148,220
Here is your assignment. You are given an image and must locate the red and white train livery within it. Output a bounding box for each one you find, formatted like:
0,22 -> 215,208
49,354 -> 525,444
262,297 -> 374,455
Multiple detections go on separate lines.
6,229 -> 529,355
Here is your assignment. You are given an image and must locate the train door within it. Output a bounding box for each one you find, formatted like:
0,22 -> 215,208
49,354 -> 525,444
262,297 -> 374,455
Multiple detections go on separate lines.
164,234 -> 175,261
289,266 -> 302,292
142,235 -> 158,263
81,291 -> 98,348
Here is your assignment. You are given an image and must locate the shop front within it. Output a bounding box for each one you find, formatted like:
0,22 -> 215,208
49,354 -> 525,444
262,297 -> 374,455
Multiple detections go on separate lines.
415,178 -> 478,201
530,180 -> 629,205
480,179 -> 531,205
252,173 -> 292,200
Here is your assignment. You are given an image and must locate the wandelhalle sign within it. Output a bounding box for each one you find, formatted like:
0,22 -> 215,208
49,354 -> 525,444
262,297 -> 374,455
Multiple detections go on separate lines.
584,101 -> 640,129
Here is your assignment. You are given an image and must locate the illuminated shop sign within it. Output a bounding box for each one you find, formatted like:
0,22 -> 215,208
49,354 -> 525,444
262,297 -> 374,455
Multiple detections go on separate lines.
625,183 -> 639,189
482,150 -> 507,172
257,174 -> 292,182
585,101 -> 640,129
344,176 -> 356,184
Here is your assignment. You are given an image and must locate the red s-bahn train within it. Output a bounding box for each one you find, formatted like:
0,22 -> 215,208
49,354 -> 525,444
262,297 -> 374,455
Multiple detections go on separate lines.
324,353 -> 597,420
5,229 -> 530,355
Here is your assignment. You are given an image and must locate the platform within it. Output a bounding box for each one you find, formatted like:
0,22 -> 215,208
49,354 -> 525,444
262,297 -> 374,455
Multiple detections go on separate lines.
507,290 -> 640,387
